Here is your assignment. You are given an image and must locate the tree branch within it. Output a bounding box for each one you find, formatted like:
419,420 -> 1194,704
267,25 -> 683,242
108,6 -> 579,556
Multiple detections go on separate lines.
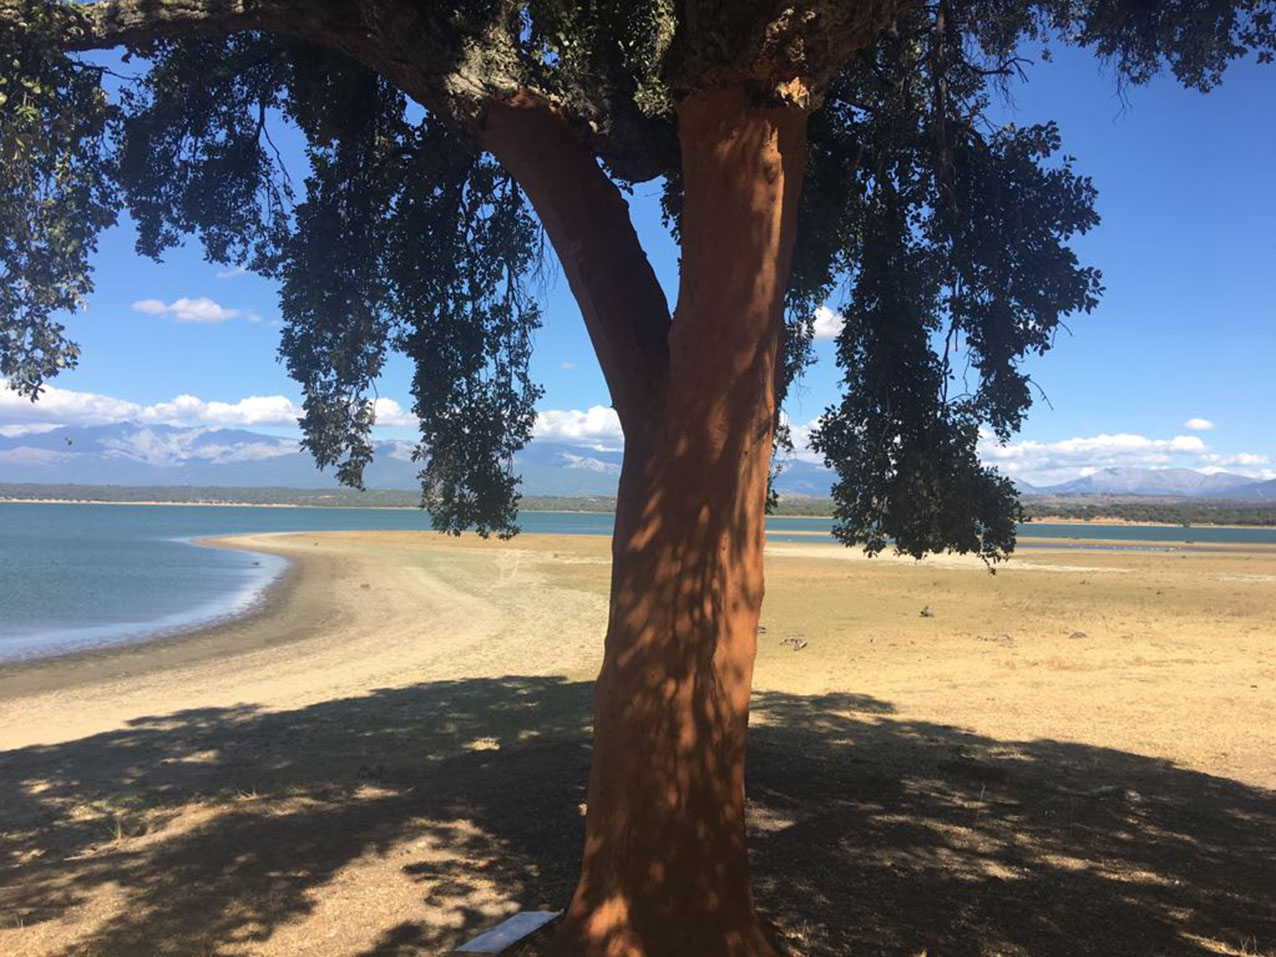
479,93 -> 671,428
1,0 -> 524,133
674,0 -> 915,106
2,0 -> 678,181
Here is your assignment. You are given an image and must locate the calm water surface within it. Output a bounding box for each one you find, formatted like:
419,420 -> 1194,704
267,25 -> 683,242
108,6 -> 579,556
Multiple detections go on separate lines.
3,502 -> 1274,663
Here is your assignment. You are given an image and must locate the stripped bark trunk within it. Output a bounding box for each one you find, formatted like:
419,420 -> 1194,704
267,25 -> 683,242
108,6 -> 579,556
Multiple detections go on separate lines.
541,86 -> 809,956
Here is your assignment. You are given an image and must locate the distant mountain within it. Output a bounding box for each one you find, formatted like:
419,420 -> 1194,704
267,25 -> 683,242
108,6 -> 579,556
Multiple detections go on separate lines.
772,459 -> 835,496
0,422 -> 628,496
1032,467 -> 1258,498
1230,477 -> 1276,500
1,424 -> 1270,501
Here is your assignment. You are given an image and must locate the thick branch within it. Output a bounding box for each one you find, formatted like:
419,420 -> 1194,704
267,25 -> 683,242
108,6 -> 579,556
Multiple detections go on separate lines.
2,0 -> 678,181
674,0 -> 914,106
479,93 -> 671,428
2,0 -> 524,132
7,0 -> 274,48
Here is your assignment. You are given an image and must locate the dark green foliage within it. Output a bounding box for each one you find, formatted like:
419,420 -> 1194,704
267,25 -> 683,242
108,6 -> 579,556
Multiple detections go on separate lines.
111,37 -> 544,537
960,0 -> 1276,90
117,34 -> 292,271
2,0 -> 1272,548
791,13 -> 1103,561
0,12 -> 117,396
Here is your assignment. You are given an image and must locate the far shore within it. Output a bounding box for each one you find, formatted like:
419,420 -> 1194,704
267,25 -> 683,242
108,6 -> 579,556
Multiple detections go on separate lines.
4,496 -> 1276,529
1024,513 -> 1269,529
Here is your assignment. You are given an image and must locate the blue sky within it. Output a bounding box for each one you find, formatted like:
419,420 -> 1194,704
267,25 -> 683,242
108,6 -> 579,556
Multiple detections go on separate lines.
2,45 -> 1273,485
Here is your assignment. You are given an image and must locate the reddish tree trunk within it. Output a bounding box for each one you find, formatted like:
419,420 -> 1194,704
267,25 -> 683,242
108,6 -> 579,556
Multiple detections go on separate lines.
546,87 -> 809,956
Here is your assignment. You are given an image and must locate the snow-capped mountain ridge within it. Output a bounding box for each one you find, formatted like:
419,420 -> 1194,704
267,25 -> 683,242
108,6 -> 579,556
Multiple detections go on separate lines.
1,423 -> 1273,499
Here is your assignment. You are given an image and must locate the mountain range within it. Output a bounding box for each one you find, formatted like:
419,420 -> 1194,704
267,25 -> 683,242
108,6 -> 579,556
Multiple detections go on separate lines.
1,422 -> 1273,500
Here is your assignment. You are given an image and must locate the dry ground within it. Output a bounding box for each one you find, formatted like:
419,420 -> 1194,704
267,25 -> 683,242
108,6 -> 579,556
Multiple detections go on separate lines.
0,530 -> 1273,956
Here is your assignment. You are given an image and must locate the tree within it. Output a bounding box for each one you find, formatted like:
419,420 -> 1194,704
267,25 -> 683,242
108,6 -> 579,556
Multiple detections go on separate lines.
2,1 -> 1271,952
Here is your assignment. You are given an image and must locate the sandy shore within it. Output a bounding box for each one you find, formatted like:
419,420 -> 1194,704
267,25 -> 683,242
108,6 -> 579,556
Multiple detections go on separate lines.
0,532 -> 611,749
2,531 -> 1274,955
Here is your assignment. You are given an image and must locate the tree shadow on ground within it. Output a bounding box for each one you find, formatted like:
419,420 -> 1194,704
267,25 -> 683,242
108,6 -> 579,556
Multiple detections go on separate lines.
0,677 -> 1272,955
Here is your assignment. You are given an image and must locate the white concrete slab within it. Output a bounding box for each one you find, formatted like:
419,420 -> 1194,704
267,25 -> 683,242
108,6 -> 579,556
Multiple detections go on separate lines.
454,911 -> 561,953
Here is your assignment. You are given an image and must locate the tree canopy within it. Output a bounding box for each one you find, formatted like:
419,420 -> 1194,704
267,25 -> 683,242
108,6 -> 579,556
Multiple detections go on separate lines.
3,0 -> 1273,553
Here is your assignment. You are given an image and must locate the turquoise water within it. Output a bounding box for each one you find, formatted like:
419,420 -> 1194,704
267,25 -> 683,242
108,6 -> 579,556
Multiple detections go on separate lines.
2,502 -> 1274,663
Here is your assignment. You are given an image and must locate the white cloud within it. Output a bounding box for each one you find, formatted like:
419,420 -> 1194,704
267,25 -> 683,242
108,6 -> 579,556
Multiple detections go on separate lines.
812,305 -> 844,341
216,265 -> 249,279
972,432 -> 1276,485
1183,417 -> 1216,431
780,413 -> 825,463
141,394 -> 302,427
1203,451 -> 1270,468
0,379 -> 428,437
1169,435 -> 1208,453
978,433 -> 1206,477
0,379 -> 301,429
560,361 -> 576,371
0,379 -> 141,427
132,296 -> 241,324
371,397 -> 416,428
532,405 -> 623,449
781,415 -> 1272,486
0,422 -> 62,438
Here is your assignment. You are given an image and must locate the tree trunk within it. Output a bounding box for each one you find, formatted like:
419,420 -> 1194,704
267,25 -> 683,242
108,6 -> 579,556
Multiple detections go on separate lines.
549,86 -> 808,957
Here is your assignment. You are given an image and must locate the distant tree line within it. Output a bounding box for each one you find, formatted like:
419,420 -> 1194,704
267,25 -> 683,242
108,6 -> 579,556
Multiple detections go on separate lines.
4,484 -> 1274,526
1021,499 -> 1276,526
0,483 -> 621,513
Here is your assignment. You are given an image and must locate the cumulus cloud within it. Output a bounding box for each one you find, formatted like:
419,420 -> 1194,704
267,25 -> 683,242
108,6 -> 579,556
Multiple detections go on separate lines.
812,305 -> 844,341
780,413 -> 825,464
0,379 -> 429,436
371,397 -> 416,428
1182,417 -> 1216,431
780,415 -> 1272,484
0,379 -> 141,427
978,432 -> 1208,479
132,297 -> 242,324
532,405 -> 623,449
0,379 -> 300,429
142,394 -> 302,427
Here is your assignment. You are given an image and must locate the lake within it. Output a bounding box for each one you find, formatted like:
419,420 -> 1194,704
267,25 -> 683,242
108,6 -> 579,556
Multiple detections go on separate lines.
3,502 -> 1274,663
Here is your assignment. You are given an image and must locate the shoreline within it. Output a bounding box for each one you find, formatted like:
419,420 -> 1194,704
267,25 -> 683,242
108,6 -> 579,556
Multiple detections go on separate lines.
5,528 -> 1275,694
0,535 -> 310,699
5,529 -> 1275,699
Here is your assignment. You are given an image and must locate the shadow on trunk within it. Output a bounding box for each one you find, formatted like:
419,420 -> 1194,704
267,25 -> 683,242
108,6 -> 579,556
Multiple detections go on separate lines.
0,675 -> 1271,955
